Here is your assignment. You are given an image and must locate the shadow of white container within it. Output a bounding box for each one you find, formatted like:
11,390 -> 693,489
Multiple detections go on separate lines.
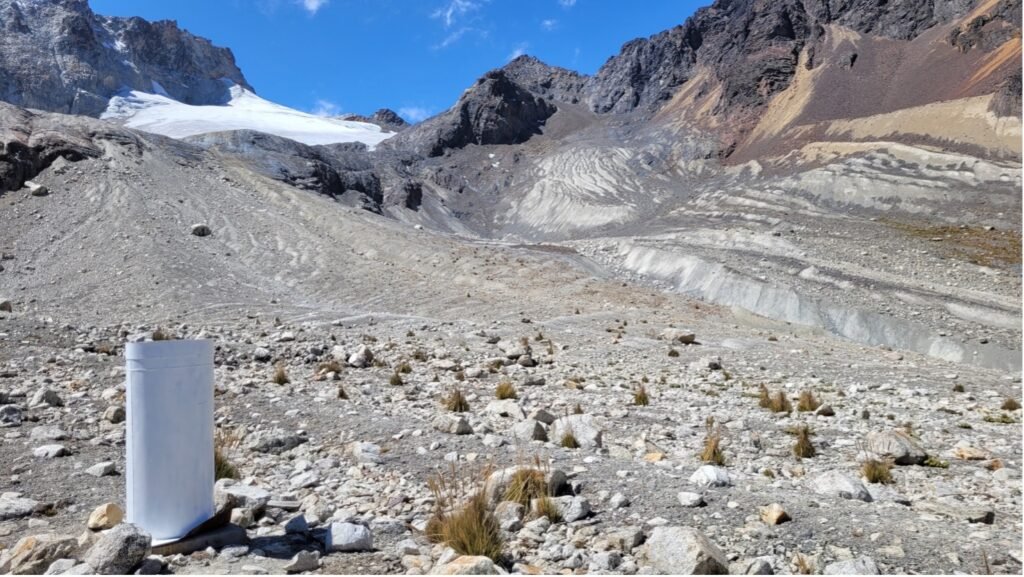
125,339 -> 214,545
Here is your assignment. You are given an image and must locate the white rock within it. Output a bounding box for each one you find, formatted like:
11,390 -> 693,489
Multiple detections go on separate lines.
639,526 -> 728,574
324,522 -> 373,552
689,465 -> 732,488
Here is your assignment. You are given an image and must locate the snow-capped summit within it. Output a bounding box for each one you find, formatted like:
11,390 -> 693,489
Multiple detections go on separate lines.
102,84 -> 395,148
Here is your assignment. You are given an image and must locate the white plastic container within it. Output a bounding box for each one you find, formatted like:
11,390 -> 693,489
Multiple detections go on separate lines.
125,339 -> 215,544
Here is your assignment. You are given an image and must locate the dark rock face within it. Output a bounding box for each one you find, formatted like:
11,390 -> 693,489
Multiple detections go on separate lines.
502,55 -> 589,105
989,72 -> 1022,118
385,70 -> 556,157
185,131 -> 383,206
0,102 -> 138,192
949,0 -> 1022,52
341,109 -> 409,132
0,0 -> 251,116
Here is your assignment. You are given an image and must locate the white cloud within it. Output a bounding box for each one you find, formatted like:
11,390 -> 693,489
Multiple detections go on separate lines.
312,99 -> 341,117
507,42 -> 528,61
436,26 -> 472,49
431,0 -> 482,28
296,0 -> 329,14
398,106 -> 432,123
558,0 -> 576,7
541,18 -> 558,31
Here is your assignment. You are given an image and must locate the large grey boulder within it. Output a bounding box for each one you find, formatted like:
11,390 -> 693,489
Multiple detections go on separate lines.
323,522 -> 374,552
639,526 -> 728,574
0,493 -> 39,521
549,414 -> 603,449
811,471 -> 873,502
83,523 -> 151,575
865,430 -> 927,465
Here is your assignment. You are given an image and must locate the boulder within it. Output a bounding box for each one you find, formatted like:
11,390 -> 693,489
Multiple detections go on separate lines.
549,414 -> 603,449
811,471 -> 872,502
689,465 -> 732,488
639,526 -> 728,574
677,492 -> 705,508
865,430 -> 927,465
1,494 -> 40,521
284,550 -> 320,573
215,480 -> 272,513
323,522 -> 373,552
83,523 -> 151,575
0,405 -> 22,427
87,503 -> 123,531
511,420 -> 547,442
531,495 -> 590,522
661,328 -> 696,344
347,345 -> 374,368
485,399 -> 525,419
0,534 -> 79,574
432,414 -> 472,435
33,444 -> 69,459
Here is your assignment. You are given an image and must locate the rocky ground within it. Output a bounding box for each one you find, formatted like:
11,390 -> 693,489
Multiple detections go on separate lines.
1,290 -> 1021,574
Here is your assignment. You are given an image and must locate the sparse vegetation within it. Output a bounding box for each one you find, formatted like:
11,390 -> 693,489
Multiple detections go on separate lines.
444,388 -> 470,412
861,459 -> 893,484
272,363 -> 289,385
318,360 -> 342,374
770,390 -> 792,413
533,495 -> 562,523
397,361 -> 413,374
667,348 -> 679,357
700,419 -> 725,465
1001,397 -> 1021,411
573,403 -> 584,415
792,425 -> 815,459
633,384 -> 650,406
923,456 -> 950,468
389,372 -> 404,386
495,381 -> 518,400
983,413 -> 1016,424
151,328 -> 170,341
504,468 -> 546,506
561,432 -> 580,449
337,385 -> 348,399
797,390 -> 820,412
426,466 -> 504,562
758,384 -> 771,408
793,554 -> 814,575
214,429 -> 240,480
952,383 -> 965,393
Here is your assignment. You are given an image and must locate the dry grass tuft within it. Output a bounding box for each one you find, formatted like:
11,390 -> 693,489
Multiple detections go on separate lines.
700,419 -> 725,465
633,384 -> 650,406
758,384 -> 771,408
504,468 -> 546,507
444,388 -> 470,412
389,372 -> 404,386
214,429 -> 240,480
667,348 -> 680,358
1001,397 -> 1021,411
533,496 -> 562,523
426,465 -> 503,562
337,385 -> 348,400
495,381 -> 518,400
792,425 -> 815,459
797,390 -> 820,412
770,390 -> 792,413
861,459 -> 893,484
272,363 -> 290,385
318,360 -> 343,374
151,328 -> 171,341
560,432 -> 580,449
793,554 -> 814,575
573,403 -> 584,415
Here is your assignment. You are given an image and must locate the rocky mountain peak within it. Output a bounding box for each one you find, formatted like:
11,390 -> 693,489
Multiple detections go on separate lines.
0,0 -> 251,116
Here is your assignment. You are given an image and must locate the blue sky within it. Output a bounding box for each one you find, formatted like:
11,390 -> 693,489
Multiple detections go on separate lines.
90,0 -> 703,122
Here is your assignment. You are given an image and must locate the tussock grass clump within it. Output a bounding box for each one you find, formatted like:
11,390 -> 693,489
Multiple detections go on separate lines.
923,456 -> 949,468
504,468 -> 546,506
426,465 -> 504,562
633,384 -> 650,406
389,372 -> 404,386
397,361 -> 413,374
272,363 -> 290,385
214,429 -> 240,480
1001,397 -> 1021,411
770,391 -> 792,413
533,496 -> 562,523
861,459 -> 893,484
337,385 -> 348,399
792,425 -> 815,459
151,328 -> 171,341
700,419 -> 725,466
758,384 -> 771,409
495,381 -> 518,400
797,390 -> 820,412
667,348 -> 680,358
561,432 -> 580,449
412,349 -> 428,362
952,383 -> 965,393
573,403 -> 584,415
444,388 -> 470,413
983,413 -> 1016,424
793,554 -> 814,575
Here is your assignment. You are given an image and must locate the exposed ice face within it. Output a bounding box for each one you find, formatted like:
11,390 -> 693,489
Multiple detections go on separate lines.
101,85 -> 395,149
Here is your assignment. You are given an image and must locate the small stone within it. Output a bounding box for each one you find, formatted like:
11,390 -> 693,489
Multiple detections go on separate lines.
759,503 -> 790,525
0,494 -> 39,521
677,491 -> 705,507
86,462 -> 117,477
0,298 -> 12,313
283,550 -> 320,573
811,471 -> 872,502
25,181 -> 48,196
0,404 -> 23,427
865,430 -> 927,465
511,420 -> 547,442
430,555 -> 499,575
283,514 -> 309,534
30,426 -> 67,441
823,556 -> 880,575
33,444 -> 69,459
102,406 -> 125,424
83,523 -> 151,574
609,493 -> 630,509
29,389 -> 63,408
323,522 -> 373,552
485,399 -> 525,419
689,465 -> 732,488
589,551 -> 622,571
348,441 -> 384,464
190,223 -> 212,237
432,414 -> 473,435
347,345 -> 374,368
87,503 -> 123,531
253,347 -> 272,362
531,496 -> 590,522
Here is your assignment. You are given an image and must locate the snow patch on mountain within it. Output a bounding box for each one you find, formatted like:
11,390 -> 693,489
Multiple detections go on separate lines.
101,85 -> 394,148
